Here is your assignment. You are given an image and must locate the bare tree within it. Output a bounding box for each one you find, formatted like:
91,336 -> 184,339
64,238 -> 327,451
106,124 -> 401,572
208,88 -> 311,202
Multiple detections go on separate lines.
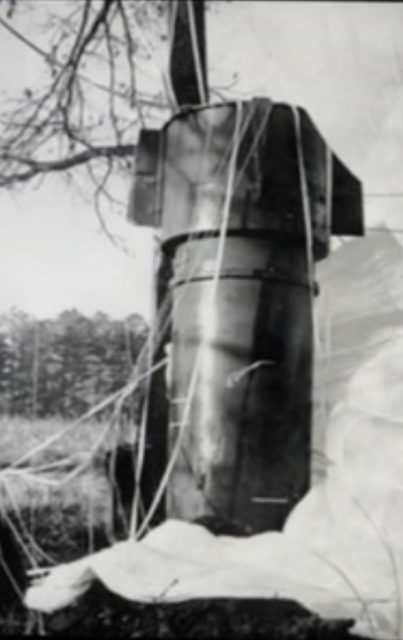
0,0 -> 171,223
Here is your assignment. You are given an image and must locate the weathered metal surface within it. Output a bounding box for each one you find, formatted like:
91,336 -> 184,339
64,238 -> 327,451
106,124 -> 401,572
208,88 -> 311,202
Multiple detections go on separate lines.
161,100 -> 363,260
128,129 -> 162,228
168,0 -> 208,106
139,251 -> 172,528
167,236 -> 312,531
130,99 -> 364,258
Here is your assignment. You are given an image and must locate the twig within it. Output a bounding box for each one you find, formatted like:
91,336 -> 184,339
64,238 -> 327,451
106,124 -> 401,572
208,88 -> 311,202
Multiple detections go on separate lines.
0,143 -> 135,186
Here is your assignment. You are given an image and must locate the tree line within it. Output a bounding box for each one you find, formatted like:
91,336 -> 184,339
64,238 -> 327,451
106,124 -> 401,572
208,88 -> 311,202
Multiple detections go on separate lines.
0,308 -> 148,419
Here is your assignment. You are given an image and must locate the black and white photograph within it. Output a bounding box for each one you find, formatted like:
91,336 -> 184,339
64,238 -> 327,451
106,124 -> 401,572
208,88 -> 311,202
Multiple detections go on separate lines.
0,1 -> 402,637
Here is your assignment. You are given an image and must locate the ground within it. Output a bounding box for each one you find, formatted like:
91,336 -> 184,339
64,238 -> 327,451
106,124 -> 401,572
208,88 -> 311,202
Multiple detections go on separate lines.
0,417 -> 372,638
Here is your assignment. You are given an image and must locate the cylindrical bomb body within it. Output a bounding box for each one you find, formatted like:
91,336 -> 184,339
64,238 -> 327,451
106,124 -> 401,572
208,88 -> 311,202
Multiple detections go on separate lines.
160,99 -> 320,531
168,236 -> 312,531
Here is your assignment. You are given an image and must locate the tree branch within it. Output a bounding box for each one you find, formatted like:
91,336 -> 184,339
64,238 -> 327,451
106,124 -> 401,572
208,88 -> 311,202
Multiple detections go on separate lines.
0,12 -> 168,109
62,0 -> 114,114
0,143 -> 135,186
0,0 -> 169,205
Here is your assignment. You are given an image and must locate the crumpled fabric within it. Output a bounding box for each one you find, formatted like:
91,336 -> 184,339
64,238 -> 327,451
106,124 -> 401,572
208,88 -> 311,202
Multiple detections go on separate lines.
25,332 -> 403,640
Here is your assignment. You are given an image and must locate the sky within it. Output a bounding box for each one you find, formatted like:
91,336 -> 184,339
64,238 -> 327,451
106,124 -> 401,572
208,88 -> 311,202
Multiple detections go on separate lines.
0,183 -> 156,320
0,1 -> 158,321
1,1 -> 403,320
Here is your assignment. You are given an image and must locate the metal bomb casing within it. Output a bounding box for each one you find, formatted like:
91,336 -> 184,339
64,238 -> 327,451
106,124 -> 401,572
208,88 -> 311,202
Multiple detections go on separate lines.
129,97 -> 363,532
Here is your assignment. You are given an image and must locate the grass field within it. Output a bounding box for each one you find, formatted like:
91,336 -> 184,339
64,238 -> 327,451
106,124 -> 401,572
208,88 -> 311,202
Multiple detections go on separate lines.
0,414 -> 120,538
0,414 -> 133,468
0,415 -> 124,635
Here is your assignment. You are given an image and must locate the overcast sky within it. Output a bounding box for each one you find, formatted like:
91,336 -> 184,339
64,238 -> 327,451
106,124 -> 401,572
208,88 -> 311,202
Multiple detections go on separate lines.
1,1 -> 402,320
0,1 -> 158,320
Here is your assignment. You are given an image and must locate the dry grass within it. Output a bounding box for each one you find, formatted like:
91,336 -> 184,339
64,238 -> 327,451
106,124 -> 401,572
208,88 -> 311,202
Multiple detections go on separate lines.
0,415 -> 124,555
0,414 -> 121,634
0,415 -> 132,469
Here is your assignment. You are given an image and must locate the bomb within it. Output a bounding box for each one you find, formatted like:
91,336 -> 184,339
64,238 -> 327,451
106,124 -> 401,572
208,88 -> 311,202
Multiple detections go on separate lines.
129,98 -> 364,533
0,516 -> 25,608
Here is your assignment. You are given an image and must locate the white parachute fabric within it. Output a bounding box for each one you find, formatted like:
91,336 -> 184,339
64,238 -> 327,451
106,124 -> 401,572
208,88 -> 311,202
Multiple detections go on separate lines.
25,522 -> 363,620
25,329 -> 403,640
286,329 -> 403,639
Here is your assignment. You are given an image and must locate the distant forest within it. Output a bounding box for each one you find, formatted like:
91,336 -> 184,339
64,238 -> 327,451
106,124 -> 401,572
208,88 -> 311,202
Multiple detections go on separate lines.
0,309 -> 148,419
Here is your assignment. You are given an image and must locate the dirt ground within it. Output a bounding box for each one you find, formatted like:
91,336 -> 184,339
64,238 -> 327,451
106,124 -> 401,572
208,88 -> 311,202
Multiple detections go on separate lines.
2,581 -> 370,639
46,584 -> 372,639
